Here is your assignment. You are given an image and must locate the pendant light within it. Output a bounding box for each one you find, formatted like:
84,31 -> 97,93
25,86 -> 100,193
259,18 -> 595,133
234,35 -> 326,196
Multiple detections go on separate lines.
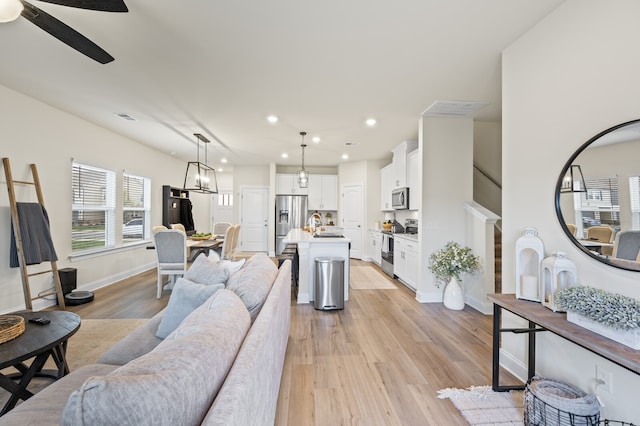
560,164 -> 587,193
297,131 -> 309,188
183,133 -> 218,194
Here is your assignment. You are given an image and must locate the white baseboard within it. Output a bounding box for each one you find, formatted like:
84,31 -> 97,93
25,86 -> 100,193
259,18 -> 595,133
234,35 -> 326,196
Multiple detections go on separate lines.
464,294 -> 493,315
415,290 -> 443,303
498,347 -> 529,384
4,262 -> 156,313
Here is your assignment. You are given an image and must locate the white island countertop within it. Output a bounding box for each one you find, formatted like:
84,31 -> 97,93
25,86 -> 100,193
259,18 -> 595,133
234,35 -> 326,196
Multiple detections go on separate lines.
283,228 -> 351,244
283,229 -> 351,305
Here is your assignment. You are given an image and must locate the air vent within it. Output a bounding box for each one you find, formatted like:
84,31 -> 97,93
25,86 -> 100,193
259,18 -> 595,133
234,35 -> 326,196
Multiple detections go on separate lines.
115,113 -> 136,121
421,101 -> 488,117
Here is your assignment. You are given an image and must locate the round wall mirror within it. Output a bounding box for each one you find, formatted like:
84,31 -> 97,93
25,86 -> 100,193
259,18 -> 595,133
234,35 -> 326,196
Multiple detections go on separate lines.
555,119 -> 640,271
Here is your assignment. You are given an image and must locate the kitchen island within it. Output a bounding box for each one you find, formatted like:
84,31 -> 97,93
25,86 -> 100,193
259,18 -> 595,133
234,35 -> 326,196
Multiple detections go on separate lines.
283,229 -> 351,305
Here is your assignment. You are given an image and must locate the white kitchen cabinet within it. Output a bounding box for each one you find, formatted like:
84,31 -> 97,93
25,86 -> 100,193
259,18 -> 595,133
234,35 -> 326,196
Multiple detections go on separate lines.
394,237 -> 407,279
394,235 -> 418,290
368,230 -> 382,265
407,149 -> 420,210
308,174 -> 338,210
276,174 -> 309,195
380,164 -> 393,211
391,140 -> 418,189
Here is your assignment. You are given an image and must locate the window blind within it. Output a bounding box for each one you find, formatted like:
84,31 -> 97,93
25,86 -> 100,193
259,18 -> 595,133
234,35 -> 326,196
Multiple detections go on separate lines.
72,162 -> 116,252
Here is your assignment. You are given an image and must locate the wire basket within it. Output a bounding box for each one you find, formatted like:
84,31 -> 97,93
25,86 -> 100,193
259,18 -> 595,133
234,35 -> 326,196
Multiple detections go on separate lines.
0,315 -> 25,344
524,378 -> 600,426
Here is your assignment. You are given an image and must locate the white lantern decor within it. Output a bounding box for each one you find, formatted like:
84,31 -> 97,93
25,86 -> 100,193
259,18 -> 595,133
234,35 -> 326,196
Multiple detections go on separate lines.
541,252 -> 577,312
515,227 -> 544,302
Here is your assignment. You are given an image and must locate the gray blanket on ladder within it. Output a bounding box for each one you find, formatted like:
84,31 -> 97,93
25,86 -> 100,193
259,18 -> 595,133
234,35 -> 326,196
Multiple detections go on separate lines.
10,202 -> 58,268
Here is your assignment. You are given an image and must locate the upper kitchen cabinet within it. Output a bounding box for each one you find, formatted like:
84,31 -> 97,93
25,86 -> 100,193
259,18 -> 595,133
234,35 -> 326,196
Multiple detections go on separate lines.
276,173 -> 309,195
407,149 -> 420,210
391,140 -> 418,189
308,174 -> 338,210
380,164 -> 393,211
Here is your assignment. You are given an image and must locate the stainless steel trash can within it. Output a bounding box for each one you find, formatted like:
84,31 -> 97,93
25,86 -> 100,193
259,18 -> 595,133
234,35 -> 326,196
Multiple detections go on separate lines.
314,257 -> 345,310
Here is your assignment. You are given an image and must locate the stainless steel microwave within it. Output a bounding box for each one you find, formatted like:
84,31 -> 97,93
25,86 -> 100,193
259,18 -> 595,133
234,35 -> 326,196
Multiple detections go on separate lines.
391,187 -> 409,209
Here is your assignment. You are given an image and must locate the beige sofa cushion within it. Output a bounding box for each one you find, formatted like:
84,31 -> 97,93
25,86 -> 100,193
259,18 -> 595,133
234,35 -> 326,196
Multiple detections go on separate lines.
226,253 -> 278,321
61,289 -> 250,426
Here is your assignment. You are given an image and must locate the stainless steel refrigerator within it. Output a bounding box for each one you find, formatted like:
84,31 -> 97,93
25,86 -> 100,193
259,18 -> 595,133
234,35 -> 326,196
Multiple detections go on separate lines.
275,195 -> 308,255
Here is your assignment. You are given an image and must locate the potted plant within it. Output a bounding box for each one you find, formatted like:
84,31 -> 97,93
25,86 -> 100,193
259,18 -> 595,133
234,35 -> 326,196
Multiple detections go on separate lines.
428,241 -> 480,310
555,286 -> 640,349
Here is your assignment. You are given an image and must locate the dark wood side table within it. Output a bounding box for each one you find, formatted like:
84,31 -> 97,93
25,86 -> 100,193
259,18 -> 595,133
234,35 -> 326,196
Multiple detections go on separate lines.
488,293 -> 640,392
0,310 -> 81,415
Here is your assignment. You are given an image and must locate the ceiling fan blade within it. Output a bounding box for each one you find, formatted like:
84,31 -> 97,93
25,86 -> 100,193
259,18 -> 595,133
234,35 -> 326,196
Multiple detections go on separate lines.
34,0 -> 128,13
21,1 -> 114,64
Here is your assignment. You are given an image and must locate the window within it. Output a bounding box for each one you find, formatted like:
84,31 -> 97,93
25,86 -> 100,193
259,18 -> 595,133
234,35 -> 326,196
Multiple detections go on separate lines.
630,176 -> 640,230
72,162 -> 116,252
122,173 -> 151,242
573,176 -> 620,237
217,192 -> 233,207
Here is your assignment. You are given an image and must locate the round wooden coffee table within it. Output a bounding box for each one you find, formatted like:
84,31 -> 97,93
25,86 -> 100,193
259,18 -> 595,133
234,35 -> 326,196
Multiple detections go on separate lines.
0,310 -> 80,415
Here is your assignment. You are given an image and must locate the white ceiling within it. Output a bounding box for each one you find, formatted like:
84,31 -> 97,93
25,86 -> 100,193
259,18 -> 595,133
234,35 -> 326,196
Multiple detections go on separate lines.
0,0 -> 563,173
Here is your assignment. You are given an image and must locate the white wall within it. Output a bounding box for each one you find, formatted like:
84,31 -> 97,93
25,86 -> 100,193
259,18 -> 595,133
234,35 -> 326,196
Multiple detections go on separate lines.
473,121 -> 502,216
417,115 -> 474,302
503,1 -> 640,421
0,85 -> 208,313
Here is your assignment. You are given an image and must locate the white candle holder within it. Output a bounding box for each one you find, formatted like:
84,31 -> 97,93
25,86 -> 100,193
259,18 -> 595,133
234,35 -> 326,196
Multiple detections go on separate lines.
541,252 -> 577,312
515,227 -> 544,302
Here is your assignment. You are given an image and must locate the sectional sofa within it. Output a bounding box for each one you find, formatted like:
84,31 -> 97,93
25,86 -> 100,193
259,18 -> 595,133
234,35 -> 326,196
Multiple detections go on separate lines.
0,253 -> 292,426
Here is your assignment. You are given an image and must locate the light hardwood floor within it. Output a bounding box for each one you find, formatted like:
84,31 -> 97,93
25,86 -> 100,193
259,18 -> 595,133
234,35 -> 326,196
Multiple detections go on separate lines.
63,258 -> 520,425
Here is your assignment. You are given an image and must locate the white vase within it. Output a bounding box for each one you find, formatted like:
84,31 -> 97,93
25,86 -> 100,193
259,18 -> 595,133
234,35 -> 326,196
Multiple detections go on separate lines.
443,277 -> 465,310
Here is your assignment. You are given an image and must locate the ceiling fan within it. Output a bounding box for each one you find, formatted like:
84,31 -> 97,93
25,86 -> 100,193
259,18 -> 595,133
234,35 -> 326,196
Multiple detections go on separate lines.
0,0 -> 128,64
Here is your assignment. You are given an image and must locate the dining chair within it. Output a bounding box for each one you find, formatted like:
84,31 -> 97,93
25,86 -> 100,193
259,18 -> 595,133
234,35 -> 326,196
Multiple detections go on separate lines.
213,222 -> 232,237
153,229 -> 187,299
216,225 -> 236,260
170,223 -> 186,234
612,230 -> 640,261
152,225 -> 168,234
566,223 -> 576,236
229,224 -> 241,260
585,225 -> 614,243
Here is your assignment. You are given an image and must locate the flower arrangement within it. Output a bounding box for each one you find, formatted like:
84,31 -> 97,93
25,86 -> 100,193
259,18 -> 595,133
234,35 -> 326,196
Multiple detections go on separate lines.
428,241 -> 480,287
555,286 -> 640,331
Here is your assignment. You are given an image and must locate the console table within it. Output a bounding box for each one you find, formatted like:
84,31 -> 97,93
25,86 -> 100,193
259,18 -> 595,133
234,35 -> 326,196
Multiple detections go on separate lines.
488,293 -> 640,392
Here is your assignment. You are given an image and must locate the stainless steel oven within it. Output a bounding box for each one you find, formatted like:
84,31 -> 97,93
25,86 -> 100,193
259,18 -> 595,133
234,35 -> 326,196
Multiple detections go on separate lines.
381,231 -> 394,278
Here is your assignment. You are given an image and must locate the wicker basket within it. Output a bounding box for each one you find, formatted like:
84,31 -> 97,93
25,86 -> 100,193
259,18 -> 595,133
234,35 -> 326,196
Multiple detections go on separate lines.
0,315 -> 25,344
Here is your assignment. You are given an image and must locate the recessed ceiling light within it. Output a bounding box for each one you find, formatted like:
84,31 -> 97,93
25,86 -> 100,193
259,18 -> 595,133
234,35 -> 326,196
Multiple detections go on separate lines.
218,168 -> 224,172
221,158 -> 228,163
366,118 -> 376,126
281,153 -> 288,159
312,136 -> 320,143
267,115 -> 278,124
342,154 -> 349,160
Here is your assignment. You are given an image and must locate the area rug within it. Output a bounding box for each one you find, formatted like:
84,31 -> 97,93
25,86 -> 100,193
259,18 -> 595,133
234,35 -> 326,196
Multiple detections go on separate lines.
349,266 -> 397,290
0,318 -> 147,408
437,385 -> 524,425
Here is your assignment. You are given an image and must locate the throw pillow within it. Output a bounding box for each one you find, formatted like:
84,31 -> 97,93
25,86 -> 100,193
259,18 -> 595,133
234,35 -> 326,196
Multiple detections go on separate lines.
184,253 -> 229,286
217,258 -> 246,276
208,250 -> 221,261
61,289 -> 250,426
226,253 -> 278,321
155,278 -> 224,338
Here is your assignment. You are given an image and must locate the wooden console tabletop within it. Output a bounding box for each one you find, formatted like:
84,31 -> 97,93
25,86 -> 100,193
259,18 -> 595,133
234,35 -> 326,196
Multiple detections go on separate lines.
488,293 -> 640,390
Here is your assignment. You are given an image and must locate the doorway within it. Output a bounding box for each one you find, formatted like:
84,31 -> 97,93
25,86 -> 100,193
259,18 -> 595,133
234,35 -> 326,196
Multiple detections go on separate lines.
240,186 -> 269,252
342,183 -> 363,259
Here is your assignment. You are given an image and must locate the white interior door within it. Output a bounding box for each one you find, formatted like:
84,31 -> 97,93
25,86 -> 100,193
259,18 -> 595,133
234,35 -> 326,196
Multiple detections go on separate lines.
240,186 -> 269,252
342,184 -> 363,259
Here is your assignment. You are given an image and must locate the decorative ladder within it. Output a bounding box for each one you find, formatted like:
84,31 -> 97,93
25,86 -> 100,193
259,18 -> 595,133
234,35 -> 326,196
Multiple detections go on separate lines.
2,158 -> 66,310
